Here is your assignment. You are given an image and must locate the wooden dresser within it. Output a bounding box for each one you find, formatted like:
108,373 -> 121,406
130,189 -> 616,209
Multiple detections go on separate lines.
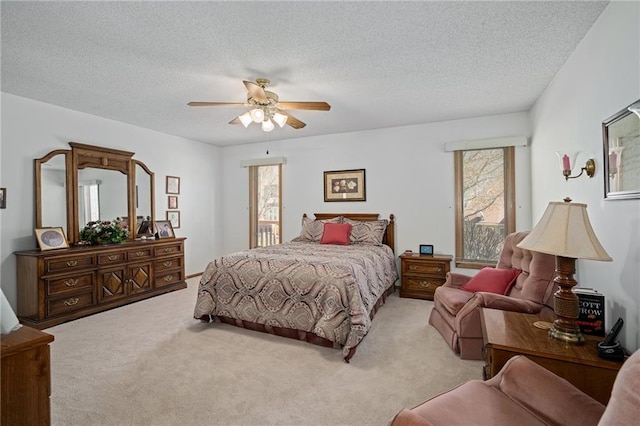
399,253 -> 453,300
15,238 -> 186,329
1,325 -> 54,425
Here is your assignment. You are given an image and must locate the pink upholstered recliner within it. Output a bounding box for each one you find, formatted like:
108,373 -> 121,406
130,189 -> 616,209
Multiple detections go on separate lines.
428,231 -> 557,360
389,349 -> 640,426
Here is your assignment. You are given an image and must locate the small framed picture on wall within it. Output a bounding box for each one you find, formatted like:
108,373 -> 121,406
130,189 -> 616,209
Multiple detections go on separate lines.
166,176 -> 180,194
168,195 -> 178,209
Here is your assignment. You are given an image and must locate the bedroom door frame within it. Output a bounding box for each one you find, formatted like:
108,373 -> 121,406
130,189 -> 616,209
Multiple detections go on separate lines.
249,164 -> 282,248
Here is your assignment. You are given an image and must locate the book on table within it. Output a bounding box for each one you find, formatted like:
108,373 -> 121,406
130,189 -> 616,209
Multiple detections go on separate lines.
574,288 -> 605,336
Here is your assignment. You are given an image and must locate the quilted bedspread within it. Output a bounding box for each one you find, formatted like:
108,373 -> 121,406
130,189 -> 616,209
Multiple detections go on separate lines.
193,241 -> 398,358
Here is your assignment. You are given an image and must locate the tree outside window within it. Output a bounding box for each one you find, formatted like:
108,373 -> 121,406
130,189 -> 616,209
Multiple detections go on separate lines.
455,147 -> 515,268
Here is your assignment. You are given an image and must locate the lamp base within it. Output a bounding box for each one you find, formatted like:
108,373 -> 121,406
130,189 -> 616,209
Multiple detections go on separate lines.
549,322 -> 585,344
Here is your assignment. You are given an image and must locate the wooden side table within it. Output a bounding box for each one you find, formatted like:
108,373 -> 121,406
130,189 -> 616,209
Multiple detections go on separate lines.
481,308 -> 624,405
399,253 -> 452,300
1,325 -> 54,425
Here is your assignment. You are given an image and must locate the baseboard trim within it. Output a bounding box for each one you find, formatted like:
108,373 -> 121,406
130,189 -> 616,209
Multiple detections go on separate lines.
186,272 -> 203,279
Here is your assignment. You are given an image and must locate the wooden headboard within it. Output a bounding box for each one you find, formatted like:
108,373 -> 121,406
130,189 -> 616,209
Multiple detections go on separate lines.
304,213 -> 396,253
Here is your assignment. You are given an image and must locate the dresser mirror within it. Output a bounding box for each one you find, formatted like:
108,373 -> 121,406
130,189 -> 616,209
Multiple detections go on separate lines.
35,142 -> 155,243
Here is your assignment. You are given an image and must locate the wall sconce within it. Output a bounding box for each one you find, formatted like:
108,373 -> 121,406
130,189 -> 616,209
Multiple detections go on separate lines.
628,100 -> 640,118
555,152 -> 596,180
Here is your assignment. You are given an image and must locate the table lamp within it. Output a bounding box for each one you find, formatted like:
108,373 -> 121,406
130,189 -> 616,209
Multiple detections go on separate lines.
517,198 -> 612,344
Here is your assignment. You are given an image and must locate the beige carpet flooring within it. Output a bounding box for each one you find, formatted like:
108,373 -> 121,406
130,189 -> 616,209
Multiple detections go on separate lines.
48,277 -> 482,426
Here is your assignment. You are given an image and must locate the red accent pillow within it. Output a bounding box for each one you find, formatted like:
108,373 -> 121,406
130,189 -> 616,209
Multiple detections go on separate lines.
461,267 -> 521,295
320,223 -> 352,245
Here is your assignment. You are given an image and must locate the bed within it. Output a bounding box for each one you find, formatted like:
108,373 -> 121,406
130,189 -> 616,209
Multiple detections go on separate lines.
193,213 -> 398,362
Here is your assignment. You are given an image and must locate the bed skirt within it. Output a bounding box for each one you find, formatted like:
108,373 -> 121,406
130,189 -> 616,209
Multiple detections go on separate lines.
196,284 -> 396,362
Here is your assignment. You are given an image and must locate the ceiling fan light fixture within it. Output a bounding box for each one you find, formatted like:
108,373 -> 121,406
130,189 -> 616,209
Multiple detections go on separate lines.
238,111 -> 252,128
273,112 -> 288,127
250,108 -> 264,123
262,119 -> 275,132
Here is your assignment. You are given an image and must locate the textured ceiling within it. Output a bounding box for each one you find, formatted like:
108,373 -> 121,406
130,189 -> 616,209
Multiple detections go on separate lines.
1,1 -> 609,147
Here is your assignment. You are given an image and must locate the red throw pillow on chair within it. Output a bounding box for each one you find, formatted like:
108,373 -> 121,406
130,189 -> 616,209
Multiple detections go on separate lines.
320,223 -> 352,245
461,267 -> 521,295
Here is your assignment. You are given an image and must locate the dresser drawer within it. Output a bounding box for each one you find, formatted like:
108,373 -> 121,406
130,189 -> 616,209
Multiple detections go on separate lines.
155,270 -> 184,287
154,243 -> 183,257
47,291 -> 95,317
45,255 -> 95,274
97,252 -> 126,266
128,247 -> 153,261
155,257 -> 182,273
403,260 -> 448,276
46,273 -> 94,296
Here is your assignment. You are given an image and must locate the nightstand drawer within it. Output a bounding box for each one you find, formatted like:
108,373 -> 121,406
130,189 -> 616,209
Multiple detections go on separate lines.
404,277 -> 444,293
403,261 -> 448,275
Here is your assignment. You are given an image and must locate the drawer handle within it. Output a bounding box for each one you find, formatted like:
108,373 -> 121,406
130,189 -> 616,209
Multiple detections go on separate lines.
163,248 -> 174,253
65,279 -> 78,287
163,261 -> 173,267
163,275 -> 173,282
409,265 -> 417,271
420,281 -> 431,287
64,297 -> 79,306
66,260 -> 78,267
136,251 -> 145,257
108,255 -> 119,261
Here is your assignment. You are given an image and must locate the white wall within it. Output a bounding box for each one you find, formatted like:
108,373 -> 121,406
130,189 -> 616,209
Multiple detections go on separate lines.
530,1 -> 640,350
0,93 -> 224,308
220,113 -> 532,269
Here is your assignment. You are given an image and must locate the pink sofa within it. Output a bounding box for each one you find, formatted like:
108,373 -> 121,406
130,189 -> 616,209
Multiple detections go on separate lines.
428,231 -> 557,359
389,350 -> 640,426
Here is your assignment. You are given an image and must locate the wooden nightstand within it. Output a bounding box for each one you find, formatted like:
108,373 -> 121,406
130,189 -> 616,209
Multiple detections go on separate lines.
481,308 -> 624,405
399,253 -> 452,300
1,325 -> 54,425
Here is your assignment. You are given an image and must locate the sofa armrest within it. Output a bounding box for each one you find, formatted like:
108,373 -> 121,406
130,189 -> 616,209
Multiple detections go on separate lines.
487,355 -> 605,426
443,272 -> 472,289
473,292 -> 545,313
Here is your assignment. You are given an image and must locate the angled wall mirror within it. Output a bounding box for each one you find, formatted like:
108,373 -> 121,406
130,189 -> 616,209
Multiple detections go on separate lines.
603,99 -> 640,200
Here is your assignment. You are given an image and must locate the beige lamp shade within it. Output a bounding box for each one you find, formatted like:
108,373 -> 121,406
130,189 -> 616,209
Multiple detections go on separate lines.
517,201 -> 612,261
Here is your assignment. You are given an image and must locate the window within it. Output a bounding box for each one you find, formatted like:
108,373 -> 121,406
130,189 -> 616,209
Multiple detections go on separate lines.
249,164 -> 282,248
454,147 -> 515,268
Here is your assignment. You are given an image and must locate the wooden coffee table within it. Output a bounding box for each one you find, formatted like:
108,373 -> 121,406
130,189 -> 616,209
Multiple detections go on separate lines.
480,308 -> 624,405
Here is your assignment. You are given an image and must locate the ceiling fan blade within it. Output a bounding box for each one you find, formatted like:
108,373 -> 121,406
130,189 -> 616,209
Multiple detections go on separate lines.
228,117 -> 242,125
243,80 -> 268,103
278,101 -> 331,111
188,102 -> 244,107
282,112 -> 306,129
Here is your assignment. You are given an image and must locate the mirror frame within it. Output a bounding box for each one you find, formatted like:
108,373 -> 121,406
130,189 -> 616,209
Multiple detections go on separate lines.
35,142 -> 155,244
602,99 -> 640,200
133,159 -> 156,235
35,149 -> 73,234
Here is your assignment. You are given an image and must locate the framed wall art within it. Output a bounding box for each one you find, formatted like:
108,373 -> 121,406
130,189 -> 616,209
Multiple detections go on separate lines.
167,210 -> 180,229
166,176 -> 180,194
603,99 -> 640,200
168,195 -> 178,209
155,220 -> 175,238
35,227 -> 69,251
323,169 -> 366,202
